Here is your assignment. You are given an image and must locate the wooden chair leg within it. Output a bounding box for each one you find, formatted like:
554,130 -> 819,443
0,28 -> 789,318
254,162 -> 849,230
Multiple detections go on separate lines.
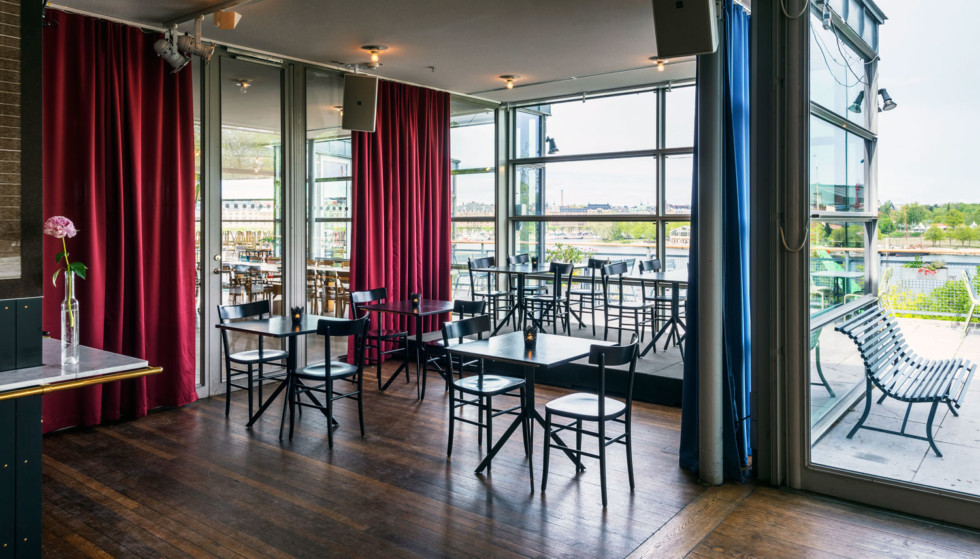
357,372 -> 365,438
599,419 -> 608,507
541,410 -> 552,493
447,386 -> 456,457
326,376 -> 335,448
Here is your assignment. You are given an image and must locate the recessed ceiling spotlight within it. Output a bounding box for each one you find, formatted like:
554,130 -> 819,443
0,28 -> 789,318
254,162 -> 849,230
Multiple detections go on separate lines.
499,75 -> 519,89
361,45 -> 388,69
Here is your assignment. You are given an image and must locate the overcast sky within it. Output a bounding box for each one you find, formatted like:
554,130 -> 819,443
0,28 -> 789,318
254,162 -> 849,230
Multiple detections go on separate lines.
876,0 -> 979,205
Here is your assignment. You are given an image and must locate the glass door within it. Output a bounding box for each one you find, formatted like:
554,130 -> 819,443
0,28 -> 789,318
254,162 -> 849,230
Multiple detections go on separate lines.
207,57 -> 285,396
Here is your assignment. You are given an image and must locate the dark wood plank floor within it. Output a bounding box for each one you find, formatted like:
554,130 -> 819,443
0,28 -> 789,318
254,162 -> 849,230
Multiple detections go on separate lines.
41,364 -> 980,558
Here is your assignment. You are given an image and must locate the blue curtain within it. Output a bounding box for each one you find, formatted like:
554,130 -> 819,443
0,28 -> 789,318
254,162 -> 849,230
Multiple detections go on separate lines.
679,0 -> 751,482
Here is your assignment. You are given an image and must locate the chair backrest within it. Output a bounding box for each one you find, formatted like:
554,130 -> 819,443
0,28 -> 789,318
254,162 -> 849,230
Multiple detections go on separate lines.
468,257 -> 497,296
588,336 -> 639,415
508,253 -> 531,265
316,316 -> 370,367
548,262 -> 575,300
217,300 -> 274,357
218,300 -> 272,322
350,287 -> 387,317
442,314 -> 491,344
638,259 -> 662,273
574,257 -> 608,294
601,261 -> 630,304
453,298 -> 487,318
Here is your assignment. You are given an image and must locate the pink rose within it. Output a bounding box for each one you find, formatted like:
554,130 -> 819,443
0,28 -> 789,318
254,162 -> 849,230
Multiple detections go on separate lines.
43,216 -> 77,239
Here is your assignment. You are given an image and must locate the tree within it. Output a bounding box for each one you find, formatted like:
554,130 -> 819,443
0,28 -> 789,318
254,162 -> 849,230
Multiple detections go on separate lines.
878,217 -> 895,235
924,225 -> 945,246
904,203 -> 927,226
951,225 -> 973,247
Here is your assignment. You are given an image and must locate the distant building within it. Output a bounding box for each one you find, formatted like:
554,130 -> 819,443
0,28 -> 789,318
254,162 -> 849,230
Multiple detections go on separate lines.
669,225 -> 691,246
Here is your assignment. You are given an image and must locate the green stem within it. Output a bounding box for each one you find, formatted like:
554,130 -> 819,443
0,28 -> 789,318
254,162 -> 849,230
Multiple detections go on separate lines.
62,237 -> 75,328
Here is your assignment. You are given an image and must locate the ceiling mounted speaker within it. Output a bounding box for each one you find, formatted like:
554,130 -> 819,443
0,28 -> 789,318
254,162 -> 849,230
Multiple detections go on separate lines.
652,0 -> 719,58
342,75 -> 378,133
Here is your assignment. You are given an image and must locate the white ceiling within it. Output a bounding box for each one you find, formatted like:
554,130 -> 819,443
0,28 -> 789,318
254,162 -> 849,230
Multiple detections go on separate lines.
51,0 -> 696,102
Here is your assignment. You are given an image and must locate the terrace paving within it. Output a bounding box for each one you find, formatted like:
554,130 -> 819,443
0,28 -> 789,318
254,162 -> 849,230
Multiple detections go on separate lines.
811,317 -> 980,497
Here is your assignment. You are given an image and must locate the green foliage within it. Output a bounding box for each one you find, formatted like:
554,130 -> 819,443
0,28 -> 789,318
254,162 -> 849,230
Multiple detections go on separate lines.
609,222 -> 657,241
545,243 -> 593,264
878,217 -> 895,235
950,225 -> 973,246
924,225 -> 945,246
903,255 -> 923,269
883,278 -> 972,316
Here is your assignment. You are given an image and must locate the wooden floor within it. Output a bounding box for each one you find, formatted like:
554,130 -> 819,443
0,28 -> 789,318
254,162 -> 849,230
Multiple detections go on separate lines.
41,365 -> 980,558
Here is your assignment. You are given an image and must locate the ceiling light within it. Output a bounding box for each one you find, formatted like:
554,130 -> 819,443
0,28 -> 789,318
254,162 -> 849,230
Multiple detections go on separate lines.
848,91 -> 864,113
649,57 -> 668,72
213,10 -> 242,30
236,79 -> 251,94
499,75 -> 518,89
361,45 -> 388,69
878,88 -> 897,112
332,105 -> 344,116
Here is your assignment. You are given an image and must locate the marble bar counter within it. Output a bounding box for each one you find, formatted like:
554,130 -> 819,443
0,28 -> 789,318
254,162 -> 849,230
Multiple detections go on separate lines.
0,339 -> 149,394
0,339 -> 161,558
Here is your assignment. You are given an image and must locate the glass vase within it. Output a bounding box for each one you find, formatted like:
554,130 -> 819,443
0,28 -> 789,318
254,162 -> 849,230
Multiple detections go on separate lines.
61,271 -> 80,366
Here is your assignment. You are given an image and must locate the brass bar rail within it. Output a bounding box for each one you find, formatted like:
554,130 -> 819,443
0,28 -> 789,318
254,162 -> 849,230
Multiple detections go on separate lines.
0,366 -> 163,402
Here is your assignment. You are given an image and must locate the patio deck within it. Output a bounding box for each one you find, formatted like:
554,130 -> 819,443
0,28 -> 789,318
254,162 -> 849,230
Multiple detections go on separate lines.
811,317 -> 980,497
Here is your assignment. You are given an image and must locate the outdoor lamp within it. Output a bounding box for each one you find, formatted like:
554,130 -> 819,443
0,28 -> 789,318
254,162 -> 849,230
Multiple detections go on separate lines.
524,325 -> 537,350
878,89 -> 897,111
546,137 -> 559,155
848,91 -> 864,113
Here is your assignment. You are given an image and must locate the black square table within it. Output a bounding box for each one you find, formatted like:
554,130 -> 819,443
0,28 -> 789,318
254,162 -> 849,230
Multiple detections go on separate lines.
446,331 -> 613,477
469,263 -> 576,336
362,299 -> 455,398
216,314 -> 342,428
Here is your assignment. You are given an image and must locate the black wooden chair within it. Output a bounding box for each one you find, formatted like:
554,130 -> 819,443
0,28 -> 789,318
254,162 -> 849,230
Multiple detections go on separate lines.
443,315 -> 530,476
568,258 -> 607,336
637,258 -> 672,335
217,301 -> 288,419
350,288 -> 409,391
283,316 -> 370,447
414,299 -> 487,400
468,256 -> 514,330
523,262 -> 574,334
601,261 -> 655,344
542,336 -> 639,507
507,253 -> 547,293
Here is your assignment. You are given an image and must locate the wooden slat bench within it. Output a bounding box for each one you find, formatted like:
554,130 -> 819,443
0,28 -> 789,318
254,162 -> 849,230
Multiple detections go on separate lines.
836,306 -> 975,457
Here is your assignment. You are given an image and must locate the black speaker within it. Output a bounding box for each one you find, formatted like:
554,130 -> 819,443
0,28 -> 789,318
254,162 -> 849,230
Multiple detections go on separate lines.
652,0 -> 719,58
342,75 -> 378,133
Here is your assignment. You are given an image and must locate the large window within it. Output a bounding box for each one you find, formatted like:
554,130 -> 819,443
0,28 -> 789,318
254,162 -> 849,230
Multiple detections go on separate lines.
450,100 -> 496,298
509,88 -> 693,268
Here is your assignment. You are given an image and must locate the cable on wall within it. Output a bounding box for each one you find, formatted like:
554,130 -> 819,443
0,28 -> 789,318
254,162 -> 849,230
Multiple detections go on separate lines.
780,0 -> 810,19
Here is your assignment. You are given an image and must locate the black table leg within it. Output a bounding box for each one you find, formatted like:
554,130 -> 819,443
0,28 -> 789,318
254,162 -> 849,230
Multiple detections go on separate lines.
247,334 -> 298,428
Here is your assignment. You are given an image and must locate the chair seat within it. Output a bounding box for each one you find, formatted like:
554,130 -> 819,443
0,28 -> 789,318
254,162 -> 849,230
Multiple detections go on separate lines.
606,301 -> 655,310
569,288 -> 600,296
524,294 -> 558,303
455,374 -> 525,396
546,393 -> 626,419
228,349 -> 288,364
476,290 -> 510,298
295,360 -> 359,380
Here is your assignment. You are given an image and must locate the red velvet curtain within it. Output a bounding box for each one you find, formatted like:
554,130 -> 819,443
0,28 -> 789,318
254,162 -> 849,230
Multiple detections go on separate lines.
41,10 -> 198,432
350,80 -> 452,342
